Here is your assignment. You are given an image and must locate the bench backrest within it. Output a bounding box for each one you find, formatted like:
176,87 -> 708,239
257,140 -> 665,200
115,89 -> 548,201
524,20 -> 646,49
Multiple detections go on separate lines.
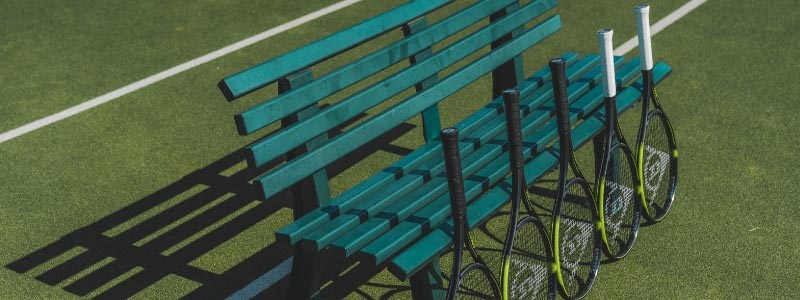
219,0 -> 561,213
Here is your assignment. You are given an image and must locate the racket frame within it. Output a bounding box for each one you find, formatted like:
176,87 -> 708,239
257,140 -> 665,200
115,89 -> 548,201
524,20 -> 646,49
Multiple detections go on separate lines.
548,58 -> 601,299
595,28 -> 642,259
441,128 -> 502,300
499,89 -> 553,300
634,4 -> 679,222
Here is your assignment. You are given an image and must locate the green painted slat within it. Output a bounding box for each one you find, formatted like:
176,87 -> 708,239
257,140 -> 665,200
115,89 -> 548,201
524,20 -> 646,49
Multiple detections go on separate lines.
616,57 -> 642,87
234,0 -> 541,134
254,16 -> 562,199
389,229 -> 449,281
363,148 -> 513,265
360,59 -> 648,264
325,137 -> 506,253
247,13 -> 562,170
276,53 -> 583,245
565,54 -> 599,84
219,0 -> 452,100
389,62 -> 672,279
304,175 -> 446,250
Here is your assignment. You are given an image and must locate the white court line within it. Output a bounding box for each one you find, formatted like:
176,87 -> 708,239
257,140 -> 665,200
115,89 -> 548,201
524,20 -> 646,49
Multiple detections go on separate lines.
614,0 -> 707,55
225,2 -> 709,297
225,258 -> 293,300
0,0 -> 363,145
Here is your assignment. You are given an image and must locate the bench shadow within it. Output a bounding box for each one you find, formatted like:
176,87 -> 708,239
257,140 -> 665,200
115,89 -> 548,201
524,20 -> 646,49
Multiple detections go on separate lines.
5,113 -> 416,299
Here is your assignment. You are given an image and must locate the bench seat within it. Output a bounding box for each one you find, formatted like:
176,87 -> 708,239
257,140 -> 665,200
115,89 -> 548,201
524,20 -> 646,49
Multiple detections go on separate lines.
280,54 -> 634,254
216,0 -> 674,297
351,57 -> 653,267
389,62 -> 672,280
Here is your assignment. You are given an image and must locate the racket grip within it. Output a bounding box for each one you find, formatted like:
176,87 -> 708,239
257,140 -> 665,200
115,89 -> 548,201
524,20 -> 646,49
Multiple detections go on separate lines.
549,58 -> 572,145
597,29 -> 616,98
441,128 -> 467,225
502,89 -> 524,172
635,4 -> 654,71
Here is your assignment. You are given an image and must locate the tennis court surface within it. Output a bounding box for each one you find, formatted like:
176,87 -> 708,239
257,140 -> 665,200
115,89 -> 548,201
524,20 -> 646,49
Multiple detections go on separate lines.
1,1 -> 798,299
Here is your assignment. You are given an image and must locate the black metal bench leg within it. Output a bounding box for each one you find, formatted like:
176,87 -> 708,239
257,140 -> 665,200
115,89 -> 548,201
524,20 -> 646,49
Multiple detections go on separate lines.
409,257 -> 445,300
287,243 -> 327,300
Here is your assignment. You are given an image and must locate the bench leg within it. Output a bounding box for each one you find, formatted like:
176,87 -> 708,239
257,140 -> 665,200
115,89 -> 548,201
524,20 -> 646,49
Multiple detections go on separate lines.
287,243 -> 326,300
409,257 -> 445,300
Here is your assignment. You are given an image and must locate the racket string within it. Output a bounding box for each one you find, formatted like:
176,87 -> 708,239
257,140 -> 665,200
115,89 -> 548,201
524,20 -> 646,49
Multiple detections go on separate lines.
643,115 -> 672,217
441,230 -> 502,299
558,182 -> 597,297
457,266 -> 499,299
508,221 -> 550,300
603,146 -> 637,255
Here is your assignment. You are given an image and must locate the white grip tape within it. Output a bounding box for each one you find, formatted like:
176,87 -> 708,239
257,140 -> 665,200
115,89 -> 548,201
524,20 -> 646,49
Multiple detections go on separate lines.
597,29 -> 616,98
635,4 -> 654,70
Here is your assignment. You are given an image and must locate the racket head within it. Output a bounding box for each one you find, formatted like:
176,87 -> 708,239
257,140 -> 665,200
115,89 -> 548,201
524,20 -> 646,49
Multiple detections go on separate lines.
598,142 -> 642,259
439,232 -> 502,300
638,110 -> 678,222
552,177 -> 601,299
506,216 -> 555,300
453,263 -> 503,300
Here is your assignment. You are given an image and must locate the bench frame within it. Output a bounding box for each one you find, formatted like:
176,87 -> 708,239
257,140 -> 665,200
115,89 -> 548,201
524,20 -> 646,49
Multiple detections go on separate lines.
279,3 -> 531,298
218,1 -> 669,299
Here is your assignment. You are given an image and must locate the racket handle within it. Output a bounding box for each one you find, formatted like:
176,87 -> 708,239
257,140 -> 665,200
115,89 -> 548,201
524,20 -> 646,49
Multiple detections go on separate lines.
597,29 -> 616,98
441,128 -> 467,227
635,4 -> 654,71
502,89 -> 524,173
549,58 -> 572,149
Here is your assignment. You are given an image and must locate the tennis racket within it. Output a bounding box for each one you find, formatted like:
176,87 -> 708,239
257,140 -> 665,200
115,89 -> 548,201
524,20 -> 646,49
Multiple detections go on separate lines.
594,29 -> 642,260
499,89 -> 554,300
549,58 -> 601,299
634,4 -> 678,223
441,128 -> 502,300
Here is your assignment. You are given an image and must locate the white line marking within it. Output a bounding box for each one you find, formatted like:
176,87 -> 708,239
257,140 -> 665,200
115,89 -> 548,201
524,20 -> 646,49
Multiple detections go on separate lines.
226,258 -> 293,300
614,0 -> 707,55
0,0 -> 363,145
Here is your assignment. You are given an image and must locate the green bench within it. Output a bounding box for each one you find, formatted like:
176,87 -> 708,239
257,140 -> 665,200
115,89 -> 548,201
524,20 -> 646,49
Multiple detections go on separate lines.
218,0 -> 671,298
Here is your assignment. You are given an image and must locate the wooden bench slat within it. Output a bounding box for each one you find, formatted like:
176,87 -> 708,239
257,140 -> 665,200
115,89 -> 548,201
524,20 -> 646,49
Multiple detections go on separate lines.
219,0 -> 452,100
253,15 -> 562,199
323,57 -> 627,254
276,53 -> 582,245
388,62 -> 672,279
246,9 -> 561,169
234,0 -> 541,135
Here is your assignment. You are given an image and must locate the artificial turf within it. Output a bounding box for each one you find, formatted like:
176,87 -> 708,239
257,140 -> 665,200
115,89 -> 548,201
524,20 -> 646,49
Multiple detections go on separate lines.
1,0 -> 798,299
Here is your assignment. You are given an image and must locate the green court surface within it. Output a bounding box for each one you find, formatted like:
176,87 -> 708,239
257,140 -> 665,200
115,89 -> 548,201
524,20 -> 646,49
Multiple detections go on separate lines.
1,0 -> 797,299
